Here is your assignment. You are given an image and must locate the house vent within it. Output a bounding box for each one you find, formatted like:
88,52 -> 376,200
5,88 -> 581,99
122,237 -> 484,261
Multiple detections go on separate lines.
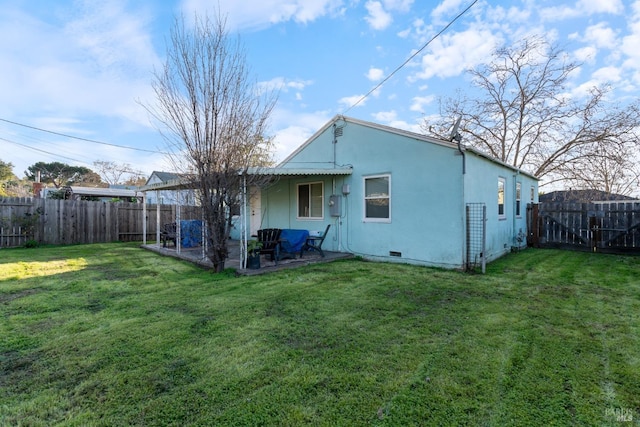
389,251 -> 402,257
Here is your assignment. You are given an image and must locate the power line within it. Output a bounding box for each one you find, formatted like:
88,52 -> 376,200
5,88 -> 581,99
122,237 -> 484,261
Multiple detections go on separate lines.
0,137 -> 89,165
0,117 -> 167,155
343,0 -> 478,114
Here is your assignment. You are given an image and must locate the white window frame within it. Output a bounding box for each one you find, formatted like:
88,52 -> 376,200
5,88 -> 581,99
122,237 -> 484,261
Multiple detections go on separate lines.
297,181 -> 324,220
498,177 -> 506,220
516,182 -> 522,217
364,174 -> 391,223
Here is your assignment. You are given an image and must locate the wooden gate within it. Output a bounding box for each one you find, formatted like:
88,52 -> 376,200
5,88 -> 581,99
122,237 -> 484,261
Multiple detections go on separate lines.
528,202 -> 640,253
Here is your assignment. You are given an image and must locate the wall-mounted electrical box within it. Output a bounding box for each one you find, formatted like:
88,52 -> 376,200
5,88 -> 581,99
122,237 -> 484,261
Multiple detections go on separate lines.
342,184 -> 350,195
329,194 -> 341,217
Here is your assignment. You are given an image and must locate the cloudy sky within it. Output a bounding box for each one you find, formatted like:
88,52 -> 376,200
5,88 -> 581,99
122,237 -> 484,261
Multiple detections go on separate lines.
0,0 -> 636,183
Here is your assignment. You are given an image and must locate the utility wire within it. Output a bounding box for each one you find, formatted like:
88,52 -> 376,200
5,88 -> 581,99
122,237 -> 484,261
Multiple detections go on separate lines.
0,117 -> 167,155
343,0 -> 478,114
1,137 -> 88,165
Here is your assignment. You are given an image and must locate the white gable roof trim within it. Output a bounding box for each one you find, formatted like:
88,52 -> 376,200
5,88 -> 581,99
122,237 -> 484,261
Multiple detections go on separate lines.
280,115 -> 537,181
244,167 -> 353,176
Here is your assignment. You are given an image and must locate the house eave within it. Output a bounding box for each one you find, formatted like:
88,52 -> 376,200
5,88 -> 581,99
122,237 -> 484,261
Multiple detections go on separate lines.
67,186 -> 142,198
244,167 -> 353,176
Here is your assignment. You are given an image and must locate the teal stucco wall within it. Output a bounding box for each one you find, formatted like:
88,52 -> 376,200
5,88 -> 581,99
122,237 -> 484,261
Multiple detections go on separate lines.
257,117 -> 538,269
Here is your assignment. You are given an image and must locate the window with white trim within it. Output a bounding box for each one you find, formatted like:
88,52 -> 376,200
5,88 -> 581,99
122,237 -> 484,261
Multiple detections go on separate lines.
498,177 -> 506,219
364,174 -> 390,221
530,186 -> 535,202
297,182 -> 323,219
516,182 -> 522,217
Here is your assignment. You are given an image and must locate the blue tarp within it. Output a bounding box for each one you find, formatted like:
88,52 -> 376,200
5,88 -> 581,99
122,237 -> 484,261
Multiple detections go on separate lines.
180,220 -> 202,248
280,229 -> 309,253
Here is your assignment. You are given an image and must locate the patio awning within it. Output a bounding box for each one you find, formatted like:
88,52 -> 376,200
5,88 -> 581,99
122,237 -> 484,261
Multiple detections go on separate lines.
65,186 -> 144,200
139,168 -> 352,192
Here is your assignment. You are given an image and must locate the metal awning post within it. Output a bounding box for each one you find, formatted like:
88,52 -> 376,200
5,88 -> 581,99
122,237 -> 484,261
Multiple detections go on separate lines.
142,194 -> 147,245
176,203 -> 181,255
156,191 -> 161,247
241,174 -> 247,269
201,206 -> 206,261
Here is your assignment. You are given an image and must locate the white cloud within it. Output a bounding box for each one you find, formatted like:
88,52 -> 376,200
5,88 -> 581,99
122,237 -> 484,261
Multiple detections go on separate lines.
382,0 -> 414,13
573,46 -> 598,63
413,28 -> 501,80
431,0 -> 465,21
181,0 -> 346,31
582,22 -> 618,49
371,110 -> 422,132
620,2 -> 640,84
339,94 -> 367,109
270,109 -> 333,162
372,110 -> 397,122
366,67 -> 385,81
410,95 -> 435,113
0,1 -> 158,126
365,1 -> 393,30
65,1 -> 159,76
258,77 -> 314,94
592,66 -> 622,82
578,0 -> 624,14
541,0 -> 624,21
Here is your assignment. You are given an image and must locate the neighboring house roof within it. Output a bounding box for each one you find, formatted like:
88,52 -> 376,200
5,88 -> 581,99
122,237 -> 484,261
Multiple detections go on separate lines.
539,189 -> 638,203
142,171 -> 196,192
140,176 -> 193,192
281,115 -> 538,181
145,171 -> 186,185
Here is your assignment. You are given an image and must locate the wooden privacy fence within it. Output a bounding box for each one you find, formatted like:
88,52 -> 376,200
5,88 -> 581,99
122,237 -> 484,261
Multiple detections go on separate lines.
528,202 -> 640,253
0,197 -> 201,248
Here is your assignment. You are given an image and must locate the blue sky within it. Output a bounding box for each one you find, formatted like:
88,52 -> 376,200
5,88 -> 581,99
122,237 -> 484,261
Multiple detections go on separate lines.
0,0 -> 636,185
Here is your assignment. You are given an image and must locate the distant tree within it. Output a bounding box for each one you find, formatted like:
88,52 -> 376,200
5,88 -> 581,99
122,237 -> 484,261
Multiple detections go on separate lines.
560,138 -> 640,196
123,174 -> 148,187
0,160 -> 33,197
93,161 -> 147,186
0,159 -> 15,181
425,35 -> 640,192
145,14 -> 276,272
25,161 -> 101,188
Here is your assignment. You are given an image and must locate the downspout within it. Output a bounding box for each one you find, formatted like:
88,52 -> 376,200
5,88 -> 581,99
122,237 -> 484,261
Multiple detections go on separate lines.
457,139 -> 466,175
513,170 -> 520,249
451,123 -> 466,269
241,174 -> 247,270
458,140 -> 466,270
333,123 -> 337,167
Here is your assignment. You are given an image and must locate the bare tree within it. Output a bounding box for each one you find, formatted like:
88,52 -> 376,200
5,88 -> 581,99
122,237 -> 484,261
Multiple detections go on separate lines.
425,36 -> 640,193
93,161 -> 146,186
146,14 -> 276,272
559,138 -> 640,196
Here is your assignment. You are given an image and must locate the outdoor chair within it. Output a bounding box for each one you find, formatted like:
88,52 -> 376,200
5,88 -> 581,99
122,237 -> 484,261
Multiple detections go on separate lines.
257,228 -> 282,265
301,224 -> 330,258
161,222 -> 177,248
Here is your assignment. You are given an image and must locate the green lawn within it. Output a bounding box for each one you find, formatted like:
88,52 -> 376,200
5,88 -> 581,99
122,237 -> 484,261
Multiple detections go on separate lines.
1,243 -> 639,426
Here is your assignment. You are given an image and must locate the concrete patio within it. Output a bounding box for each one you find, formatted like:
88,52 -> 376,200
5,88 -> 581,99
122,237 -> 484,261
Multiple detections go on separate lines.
141,239 -> 353,275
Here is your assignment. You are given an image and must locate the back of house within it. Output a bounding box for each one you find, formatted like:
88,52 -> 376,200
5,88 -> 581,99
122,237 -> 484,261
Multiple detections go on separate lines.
249,115 -> 538,269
